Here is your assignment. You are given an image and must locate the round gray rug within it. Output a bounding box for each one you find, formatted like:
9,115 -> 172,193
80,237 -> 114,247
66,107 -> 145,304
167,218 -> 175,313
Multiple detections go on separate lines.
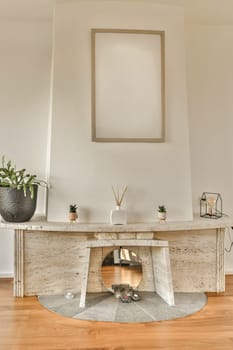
38,292 -> 207,323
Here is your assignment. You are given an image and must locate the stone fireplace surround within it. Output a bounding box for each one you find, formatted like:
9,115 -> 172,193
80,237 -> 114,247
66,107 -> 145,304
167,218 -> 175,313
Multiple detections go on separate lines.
0,215 -> 229,301
79,238 -> 174,308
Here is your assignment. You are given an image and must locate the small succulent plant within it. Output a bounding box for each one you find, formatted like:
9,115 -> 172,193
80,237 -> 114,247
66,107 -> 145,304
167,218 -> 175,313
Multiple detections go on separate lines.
158,205 -> 166,213
69,204 -> 78,213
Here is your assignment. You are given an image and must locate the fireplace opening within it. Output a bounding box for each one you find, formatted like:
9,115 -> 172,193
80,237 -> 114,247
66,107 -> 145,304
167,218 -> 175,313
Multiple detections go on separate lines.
101,248 -> 142,291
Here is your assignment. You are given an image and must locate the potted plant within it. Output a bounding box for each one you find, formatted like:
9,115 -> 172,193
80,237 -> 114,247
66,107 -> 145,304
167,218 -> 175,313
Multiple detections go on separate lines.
69,204 -> 78,222
0,156 -> 47,222
157,205 -> 167,223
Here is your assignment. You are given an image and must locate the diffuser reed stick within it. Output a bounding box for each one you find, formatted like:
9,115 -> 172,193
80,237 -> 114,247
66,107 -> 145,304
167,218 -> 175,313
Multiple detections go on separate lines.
112,185 -> 128,207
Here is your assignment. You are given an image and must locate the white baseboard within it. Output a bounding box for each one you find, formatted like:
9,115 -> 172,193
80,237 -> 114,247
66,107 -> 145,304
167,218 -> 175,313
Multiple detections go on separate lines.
0,272 -> 14,278
225,269 -> 233,275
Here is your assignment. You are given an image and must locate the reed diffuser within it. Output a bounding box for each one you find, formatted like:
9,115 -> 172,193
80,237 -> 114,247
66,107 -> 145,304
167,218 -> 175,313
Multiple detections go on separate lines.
110,185 -> 128,225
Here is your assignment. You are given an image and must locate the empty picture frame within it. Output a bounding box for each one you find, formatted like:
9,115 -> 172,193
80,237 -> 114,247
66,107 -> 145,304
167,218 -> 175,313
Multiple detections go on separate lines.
91,29 -> 165,142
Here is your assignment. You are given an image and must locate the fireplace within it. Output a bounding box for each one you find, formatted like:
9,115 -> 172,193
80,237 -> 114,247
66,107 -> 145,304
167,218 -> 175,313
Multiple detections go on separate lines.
10,219 -> 226,300
79,238 -> 175,307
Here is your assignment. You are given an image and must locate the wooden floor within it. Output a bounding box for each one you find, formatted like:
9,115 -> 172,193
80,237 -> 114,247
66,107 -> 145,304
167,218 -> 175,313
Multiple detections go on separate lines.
102,265 -> 142,289
1,277 -> 233,350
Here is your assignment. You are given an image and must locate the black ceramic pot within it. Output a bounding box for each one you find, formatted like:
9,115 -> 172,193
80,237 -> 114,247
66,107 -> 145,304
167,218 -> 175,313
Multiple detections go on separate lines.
0,185 -> 38,222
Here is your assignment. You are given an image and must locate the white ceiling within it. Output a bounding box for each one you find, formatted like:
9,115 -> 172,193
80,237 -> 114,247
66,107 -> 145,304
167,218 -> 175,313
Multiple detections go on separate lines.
0,0 -> 233,24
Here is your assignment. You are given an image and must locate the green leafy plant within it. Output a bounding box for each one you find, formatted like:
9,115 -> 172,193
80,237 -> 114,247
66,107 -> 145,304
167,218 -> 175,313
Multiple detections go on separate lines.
0,156 -> 47,199
158,205 -> 166,213
69,204 -> 78,213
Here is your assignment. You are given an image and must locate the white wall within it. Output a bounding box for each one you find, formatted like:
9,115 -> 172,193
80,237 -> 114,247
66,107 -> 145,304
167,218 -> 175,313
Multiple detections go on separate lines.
0,19 -> 52,276
2,0 -> 233,276
186,24 -> 233,272
48,1 -> 193,223
0,230 -> 14,277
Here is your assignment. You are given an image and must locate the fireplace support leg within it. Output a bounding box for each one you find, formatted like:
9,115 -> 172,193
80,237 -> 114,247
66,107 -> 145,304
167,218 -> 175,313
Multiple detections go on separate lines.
151,246 -> 174,305
79,247 -> 91,308
14,230 -> 24,297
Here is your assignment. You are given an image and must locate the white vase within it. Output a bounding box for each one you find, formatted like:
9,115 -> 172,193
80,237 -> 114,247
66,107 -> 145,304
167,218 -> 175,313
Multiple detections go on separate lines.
110,206 -> 127,225
158,211 -> 167,223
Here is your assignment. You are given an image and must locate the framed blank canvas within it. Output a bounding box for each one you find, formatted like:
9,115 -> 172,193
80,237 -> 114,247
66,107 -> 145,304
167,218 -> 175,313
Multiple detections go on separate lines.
91,29 -> 165,142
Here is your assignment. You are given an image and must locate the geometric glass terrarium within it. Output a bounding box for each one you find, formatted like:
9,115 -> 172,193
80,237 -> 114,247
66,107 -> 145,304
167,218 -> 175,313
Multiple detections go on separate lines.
200,192 -> 222,219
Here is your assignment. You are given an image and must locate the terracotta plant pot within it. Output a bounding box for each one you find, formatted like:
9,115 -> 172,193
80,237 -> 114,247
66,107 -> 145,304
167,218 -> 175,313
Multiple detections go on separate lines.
158,211 -> 167,223
69,212 -> 78,222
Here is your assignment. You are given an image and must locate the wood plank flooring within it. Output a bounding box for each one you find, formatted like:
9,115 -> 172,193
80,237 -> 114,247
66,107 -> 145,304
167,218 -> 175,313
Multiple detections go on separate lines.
1,277 -> 233,350
102,265 -> 142,289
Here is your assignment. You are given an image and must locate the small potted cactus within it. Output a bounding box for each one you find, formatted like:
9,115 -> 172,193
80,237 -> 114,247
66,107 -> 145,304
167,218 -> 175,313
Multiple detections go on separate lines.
69,204 -> 78,222
157,205 -> 167,223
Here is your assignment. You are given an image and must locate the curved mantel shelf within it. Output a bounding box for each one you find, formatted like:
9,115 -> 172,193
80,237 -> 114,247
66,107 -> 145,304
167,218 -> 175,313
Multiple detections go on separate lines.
0,215 -> 231,233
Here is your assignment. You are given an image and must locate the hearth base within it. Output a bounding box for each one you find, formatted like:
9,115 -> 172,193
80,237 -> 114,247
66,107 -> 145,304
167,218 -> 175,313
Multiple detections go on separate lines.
38,291 -> 207,323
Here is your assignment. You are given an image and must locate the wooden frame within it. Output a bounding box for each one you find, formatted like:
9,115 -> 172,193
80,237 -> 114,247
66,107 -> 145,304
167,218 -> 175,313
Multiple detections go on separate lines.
91,29 -> 165,142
